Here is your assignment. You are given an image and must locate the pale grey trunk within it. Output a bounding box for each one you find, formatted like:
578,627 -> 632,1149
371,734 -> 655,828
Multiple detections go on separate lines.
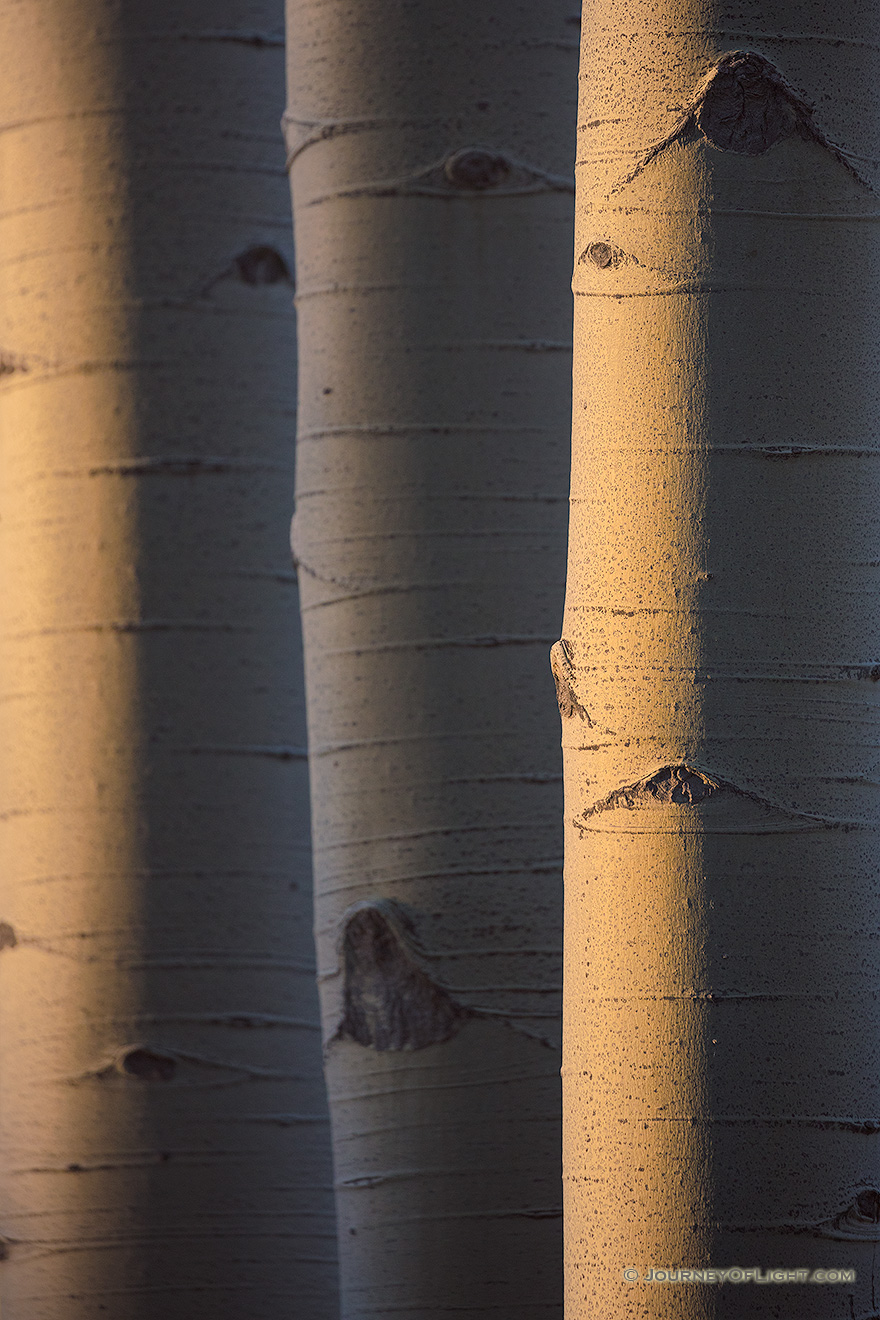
285,0 -> 577,1315
562,1 -> 880,1316
0,2 -> 336,1315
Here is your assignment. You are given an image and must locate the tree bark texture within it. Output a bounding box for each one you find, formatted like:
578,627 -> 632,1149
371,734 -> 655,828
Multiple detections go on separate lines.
0,3 -> 336,1316
562,1 -> 880,1316
286,2 -> 577,1315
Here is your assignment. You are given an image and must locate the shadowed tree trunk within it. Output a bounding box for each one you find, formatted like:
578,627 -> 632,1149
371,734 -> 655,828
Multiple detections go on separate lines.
0,2 -> 336,1315
561,1 -> 880,1316
285,1 -> 577,1315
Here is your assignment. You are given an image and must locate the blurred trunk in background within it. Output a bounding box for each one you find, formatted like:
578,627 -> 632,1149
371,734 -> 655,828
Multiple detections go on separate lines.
286,2 -> 577,1315
0,2 -> 336,1315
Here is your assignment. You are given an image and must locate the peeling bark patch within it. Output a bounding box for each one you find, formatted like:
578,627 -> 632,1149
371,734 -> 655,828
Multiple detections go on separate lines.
550,639 -> 592,722
235,245 -> 290,285
0,922 -> 17,949
586,765 -> 718,815
697,51 -> 794,155
445,148 -> 511,190
338,903 -> 469,1051
119,1048 -> 177,1081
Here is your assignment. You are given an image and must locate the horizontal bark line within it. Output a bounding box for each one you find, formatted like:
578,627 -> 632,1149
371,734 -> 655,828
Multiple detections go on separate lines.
45,458 -> 290,477
300,584 -> 548,609
574,1115 -> 880,1132
296,489 -> 566,503
10,949 -> 317,972
320,949 -> 560,969
314,820 -> 555,850
301,182 -> 572,204
167,744 -> 308,759
3,621 -> 258,638
309,732 -> 557,753
0,335 -> 293,389
66,1059 -> 311,1082
173,27 -> 284,45
689,27 -> 880,51
297,423 -> 545,440
317,871 -> 561,899
4,1229 -> 335,1250
8,1152 -> 333,1173
571,992 -> 867,1002
81,1012 -> 320,1028
568,603 -> 880,617
283,113 -> 438,166
284,111 -> 578,164
570,444 -> 880,457
319,634 -> 558,655
300,528 -> 554,544
13,868 -> 301,887
574,283 -> 880,297
553,661 -> 880,678
0,1280 -> 336,1298
363,1208 -> 563,1224
580,205 -> 880,221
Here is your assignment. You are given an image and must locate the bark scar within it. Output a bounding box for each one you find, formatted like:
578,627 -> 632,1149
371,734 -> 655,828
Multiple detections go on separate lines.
578,240 -> 641,270
817,1188 -> 880,1241
117,1047 -> 177,1081
302,148 -> 574,201
335,900 -> 471,1051
585,764 -> 718,814
609,50 -> 873,195
550,639 -> 592,723
577,762 -> 834,828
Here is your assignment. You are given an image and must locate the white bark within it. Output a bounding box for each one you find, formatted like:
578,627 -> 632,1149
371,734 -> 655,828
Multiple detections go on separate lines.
0,2 -> 335,1315
563,1 -> 880,1316
286,1 -> 577,1314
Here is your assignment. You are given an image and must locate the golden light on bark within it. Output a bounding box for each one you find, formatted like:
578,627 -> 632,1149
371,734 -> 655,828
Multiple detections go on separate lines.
0,3 -> 335,1315
563,2 -> 880,1316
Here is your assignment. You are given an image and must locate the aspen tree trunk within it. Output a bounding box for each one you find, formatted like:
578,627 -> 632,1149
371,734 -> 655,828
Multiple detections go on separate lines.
561,1 -> 880,1316
285,2 -> 576,1314
0,3 -> 336,1316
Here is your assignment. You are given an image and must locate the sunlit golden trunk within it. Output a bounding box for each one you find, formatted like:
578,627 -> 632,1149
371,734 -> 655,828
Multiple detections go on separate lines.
285,1 -> 576,1314
562,2 -> 880,1316
0,3 -> 336,1315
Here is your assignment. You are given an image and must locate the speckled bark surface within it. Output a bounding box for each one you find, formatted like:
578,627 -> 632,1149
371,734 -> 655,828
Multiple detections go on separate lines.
563,1 -> 880,1315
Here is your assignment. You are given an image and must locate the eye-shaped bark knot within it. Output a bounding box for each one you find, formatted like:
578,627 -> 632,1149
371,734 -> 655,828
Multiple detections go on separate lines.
697,51 -> 795,155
